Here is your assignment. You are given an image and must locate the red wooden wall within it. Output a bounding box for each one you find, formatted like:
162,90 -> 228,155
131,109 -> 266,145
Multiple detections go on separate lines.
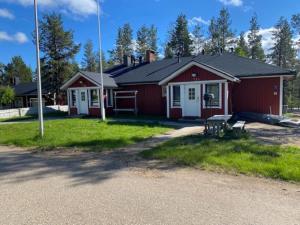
232,77 -> 280,115
117,84 -> 166,116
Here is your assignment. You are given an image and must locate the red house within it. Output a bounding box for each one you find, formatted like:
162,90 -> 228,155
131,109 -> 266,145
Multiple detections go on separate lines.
61,51 -> 296,119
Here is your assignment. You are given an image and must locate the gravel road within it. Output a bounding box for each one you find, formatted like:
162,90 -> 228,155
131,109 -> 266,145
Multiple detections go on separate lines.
0,146 -> 299,225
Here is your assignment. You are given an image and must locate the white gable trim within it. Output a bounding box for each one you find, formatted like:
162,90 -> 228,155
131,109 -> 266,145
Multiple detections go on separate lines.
158,61 -> 240,86
61,72 -> 101,90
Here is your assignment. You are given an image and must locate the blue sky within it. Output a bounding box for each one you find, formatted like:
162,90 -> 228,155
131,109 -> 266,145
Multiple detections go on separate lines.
0,0 -> 299,69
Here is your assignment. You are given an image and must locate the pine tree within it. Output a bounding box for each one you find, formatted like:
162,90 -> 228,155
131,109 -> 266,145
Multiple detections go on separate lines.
82,40 -> 97,72
248,15 -> 265,61
217,8 -> 234,51
136,25 -> 149,58
235,32 -> 249,57
168,14 -> 193,57
37,13 -> 80,98
192,23 -> 204,55
5,56 -> 32,84
269,17 -> 296,68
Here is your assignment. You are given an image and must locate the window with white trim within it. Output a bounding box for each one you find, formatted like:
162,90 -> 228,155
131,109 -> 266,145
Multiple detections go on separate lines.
71,90 -> 77,107
90,89 -> 99,107
172,85 -> 181,107
106,89 -> 113,107
205,83 -> 221,107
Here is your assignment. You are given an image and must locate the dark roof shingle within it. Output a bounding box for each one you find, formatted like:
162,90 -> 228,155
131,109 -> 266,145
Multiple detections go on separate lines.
105,53 -> 295,84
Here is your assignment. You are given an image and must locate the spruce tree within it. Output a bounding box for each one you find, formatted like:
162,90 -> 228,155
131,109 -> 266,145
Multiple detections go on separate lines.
148,25 -> 158,53
109,23 -> 133,64
235,32 -> 249,57
269,17 -> 296,68
137,25 -> 150,58
217,8 -> 234,51
37,13 -> 80,98
5,56 -> 32,84
82,40 -> 97,72
208,17 -> 219,54
192,23 -> 204,55
168,14 -> 193,57
248,14 -> 265,61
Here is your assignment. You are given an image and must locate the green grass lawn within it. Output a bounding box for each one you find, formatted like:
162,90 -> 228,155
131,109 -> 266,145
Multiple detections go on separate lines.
141,133 -> 300,182
0,118 -> 171,151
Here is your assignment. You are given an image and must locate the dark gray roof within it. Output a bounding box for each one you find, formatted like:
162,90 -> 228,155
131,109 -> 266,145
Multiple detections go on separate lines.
13,82 -> 49,96
105,53 -> 296,85
79,71 -> 118,88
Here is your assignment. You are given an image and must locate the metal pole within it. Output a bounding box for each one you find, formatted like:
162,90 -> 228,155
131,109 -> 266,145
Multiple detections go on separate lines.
96,0 -> 106,121
34,0 -> 44,137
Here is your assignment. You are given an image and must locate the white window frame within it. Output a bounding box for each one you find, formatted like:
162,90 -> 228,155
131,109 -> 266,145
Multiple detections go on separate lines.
89,89 -> 100,108
106,89 -> 113,107
171,85 -> 182,108
202,82 -> 222,109
70,89 -> 77,107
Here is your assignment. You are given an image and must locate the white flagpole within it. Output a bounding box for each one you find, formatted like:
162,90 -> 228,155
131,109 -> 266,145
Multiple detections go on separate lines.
34,0 -> 44,137
96,0 -> 106,121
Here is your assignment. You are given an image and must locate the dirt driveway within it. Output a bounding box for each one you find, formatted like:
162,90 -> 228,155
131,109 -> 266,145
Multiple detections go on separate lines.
246,122 -> 300,147
0,144 -> 299,225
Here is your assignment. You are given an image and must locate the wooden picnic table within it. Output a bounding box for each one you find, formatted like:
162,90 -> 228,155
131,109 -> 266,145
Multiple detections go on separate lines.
205,115 -> 232,136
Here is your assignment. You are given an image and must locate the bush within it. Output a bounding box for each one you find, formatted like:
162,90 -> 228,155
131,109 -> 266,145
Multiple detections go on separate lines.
0,86 -> 15,105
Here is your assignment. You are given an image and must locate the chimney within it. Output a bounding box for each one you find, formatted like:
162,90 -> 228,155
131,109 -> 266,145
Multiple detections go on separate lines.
123,55 -> 131,67
145,50 -> 156,63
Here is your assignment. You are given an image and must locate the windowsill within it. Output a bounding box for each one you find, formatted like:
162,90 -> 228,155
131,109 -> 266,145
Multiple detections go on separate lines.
171,106 -> 182,109
203,106 -> 222,109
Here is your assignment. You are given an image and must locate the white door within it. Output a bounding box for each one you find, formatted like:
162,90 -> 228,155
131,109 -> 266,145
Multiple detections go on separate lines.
79,89 -> 88,115
184,85 -> 200,117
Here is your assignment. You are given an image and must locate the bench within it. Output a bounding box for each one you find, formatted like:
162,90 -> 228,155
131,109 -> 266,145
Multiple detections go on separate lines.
232,121 -> 246,136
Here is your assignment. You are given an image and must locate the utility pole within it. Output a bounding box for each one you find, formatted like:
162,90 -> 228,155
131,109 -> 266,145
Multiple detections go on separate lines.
96,0 -> 106,121
34,0 -> 44,137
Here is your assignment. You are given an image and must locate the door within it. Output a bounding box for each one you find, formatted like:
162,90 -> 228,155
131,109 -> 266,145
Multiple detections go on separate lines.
79,89 -> 88,115
184,85 -> 200,117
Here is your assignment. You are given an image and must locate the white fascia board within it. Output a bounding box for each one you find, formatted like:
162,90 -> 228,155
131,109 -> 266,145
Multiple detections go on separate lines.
158,61 -> 239,86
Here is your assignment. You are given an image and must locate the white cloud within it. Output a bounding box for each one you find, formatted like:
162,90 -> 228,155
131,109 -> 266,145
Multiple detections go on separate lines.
3,0 -> 98,17
0,31 -> 28,44
0,8 -> 14,19
219,0 -> 243,7
189,17 -> 209,26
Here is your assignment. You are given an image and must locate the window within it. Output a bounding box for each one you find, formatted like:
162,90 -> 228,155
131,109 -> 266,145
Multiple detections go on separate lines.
188,88 -> 195,100
172,85 -> 181,107
81,92 -> 86,101
90,89 -> 99,107
106,89 -> 113,107
205,83 -> 220,107
71,90 -> 77,107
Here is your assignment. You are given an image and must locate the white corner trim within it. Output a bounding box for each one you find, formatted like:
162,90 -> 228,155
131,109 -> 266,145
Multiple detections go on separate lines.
158,61 -> 239,86
166,85 -> 170,118
224,82 -> 228,115
279,76 -> 283,116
